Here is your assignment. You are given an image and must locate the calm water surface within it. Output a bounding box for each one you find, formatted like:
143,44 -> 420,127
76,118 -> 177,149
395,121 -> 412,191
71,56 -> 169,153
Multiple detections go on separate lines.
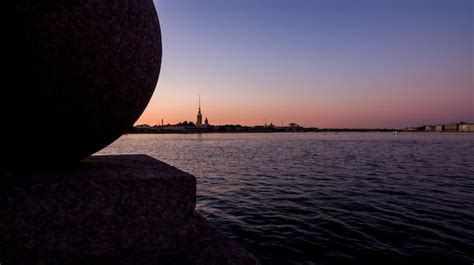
98,132 -> 474,264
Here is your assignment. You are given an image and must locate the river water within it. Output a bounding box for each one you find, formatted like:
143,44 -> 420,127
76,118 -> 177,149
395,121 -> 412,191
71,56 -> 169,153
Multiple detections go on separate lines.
98,132 -> 474,264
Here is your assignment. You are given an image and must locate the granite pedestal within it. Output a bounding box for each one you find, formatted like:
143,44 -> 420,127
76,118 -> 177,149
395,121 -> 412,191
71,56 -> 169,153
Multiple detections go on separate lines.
0,155 -> 259,265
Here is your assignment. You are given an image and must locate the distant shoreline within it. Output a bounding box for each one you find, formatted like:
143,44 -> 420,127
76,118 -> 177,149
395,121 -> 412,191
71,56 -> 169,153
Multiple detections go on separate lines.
131,122 -> 474,134
126,129 -> 474,135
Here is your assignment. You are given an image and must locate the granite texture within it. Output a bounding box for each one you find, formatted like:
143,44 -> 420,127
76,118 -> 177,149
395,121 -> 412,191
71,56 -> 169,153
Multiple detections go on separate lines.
6,0 -> 162,170
0,155 -> 259,265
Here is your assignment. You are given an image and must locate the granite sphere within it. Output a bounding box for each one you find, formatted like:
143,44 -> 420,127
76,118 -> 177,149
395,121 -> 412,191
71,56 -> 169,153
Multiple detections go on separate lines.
6,0 -> 162,170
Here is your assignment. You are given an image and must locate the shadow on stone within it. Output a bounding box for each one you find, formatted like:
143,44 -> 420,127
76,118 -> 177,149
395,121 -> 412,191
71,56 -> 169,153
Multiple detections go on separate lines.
0,155 -> 259,264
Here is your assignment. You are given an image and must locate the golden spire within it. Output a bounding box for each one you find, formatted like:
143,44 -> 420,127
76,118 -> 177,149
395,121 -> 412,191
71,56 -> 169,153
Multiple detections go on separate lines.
197,94 -> 202,126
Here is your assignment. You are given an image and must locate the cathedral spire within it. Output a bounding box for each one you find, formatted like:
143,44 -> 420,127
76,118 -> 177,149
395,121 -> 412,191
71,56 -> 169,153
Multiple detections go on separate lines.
196,94 -> 202,126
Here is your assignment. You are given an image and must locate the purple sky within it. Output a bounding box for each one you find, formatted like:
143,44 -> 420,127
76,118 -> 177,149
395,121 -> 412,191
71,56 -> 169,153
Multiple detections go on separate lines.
138,0 -> 473,128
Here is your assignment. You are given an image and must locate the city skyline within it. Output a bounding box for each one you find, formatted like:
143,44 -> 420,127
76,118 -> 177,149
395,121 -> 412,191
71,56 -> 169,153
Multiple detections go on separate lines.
136,0 -> 473,128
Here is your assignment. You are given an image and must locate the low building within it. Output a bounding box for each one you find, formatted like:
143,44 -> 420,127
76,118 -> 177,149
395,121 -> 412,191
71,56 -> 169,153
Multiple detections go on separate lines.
435,125 -> 444,132
135,124 -> 151,130
135,124 -> 153,133
425,125 -> 436,132
459,124 -> 474,132
444,123 -> 460,132
288,123 -> 303,132
161,126 -> 186,132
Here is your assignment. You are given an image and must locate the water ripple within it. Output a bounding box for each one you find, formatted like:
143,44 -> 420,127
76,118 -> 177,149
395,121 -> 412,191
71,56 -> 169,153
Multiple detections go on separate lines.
99,132 -> 474,264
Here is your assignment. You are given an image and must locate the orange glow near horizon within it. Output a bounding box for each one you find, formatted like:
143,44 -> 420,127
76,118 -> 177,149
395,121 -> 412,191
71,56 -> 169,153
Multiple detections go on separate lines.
135,72 -> 473,128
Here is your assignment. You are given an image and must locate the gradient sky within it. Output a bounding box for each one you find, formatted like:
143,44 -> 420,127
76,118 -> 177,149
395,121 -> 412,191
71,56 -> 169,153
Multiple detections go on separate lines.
137,0 -> 473,128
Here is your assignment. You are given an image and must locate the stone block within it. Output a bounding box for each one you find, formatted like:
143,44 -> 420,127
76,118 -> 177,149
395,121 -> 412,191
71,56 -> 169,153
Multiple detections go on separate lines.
0,155 -> 258,264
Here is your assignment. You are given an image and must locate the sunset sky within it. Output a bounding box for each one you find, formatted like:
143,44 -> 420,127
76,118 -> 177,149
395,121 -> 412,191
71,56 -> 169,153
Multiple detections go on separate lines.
137,0 -> 473,128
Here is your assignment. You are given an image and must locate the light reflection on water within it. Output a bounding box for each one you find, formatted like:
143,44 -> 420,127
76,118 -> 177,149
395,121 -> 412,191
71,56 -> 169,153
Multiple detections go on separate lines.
98,132 -> 474,265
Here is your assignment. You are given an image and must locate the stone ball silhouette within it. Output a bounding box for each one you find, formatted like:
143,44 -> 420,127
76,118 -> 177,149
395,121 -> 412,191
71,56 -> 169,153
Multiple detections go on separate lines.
6,0 -> 161,170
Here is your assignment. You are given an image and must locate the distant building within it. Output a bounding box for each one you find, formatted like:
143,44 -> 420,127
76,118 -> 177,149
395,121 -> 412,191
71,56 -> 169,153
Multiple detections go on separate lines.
288,123 -> 302,132
135,124 -> 151,130
289,123 -> 301,128
161,125 -> 186,132
135,124 -> 152,132
435,125 -> 444,132
134,124 -> 154,133
425,125 -> 434,132
444,123 -> 460,132
196,95 -> 202,127
205,117 -> 209,126
459,124 -> 474,132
